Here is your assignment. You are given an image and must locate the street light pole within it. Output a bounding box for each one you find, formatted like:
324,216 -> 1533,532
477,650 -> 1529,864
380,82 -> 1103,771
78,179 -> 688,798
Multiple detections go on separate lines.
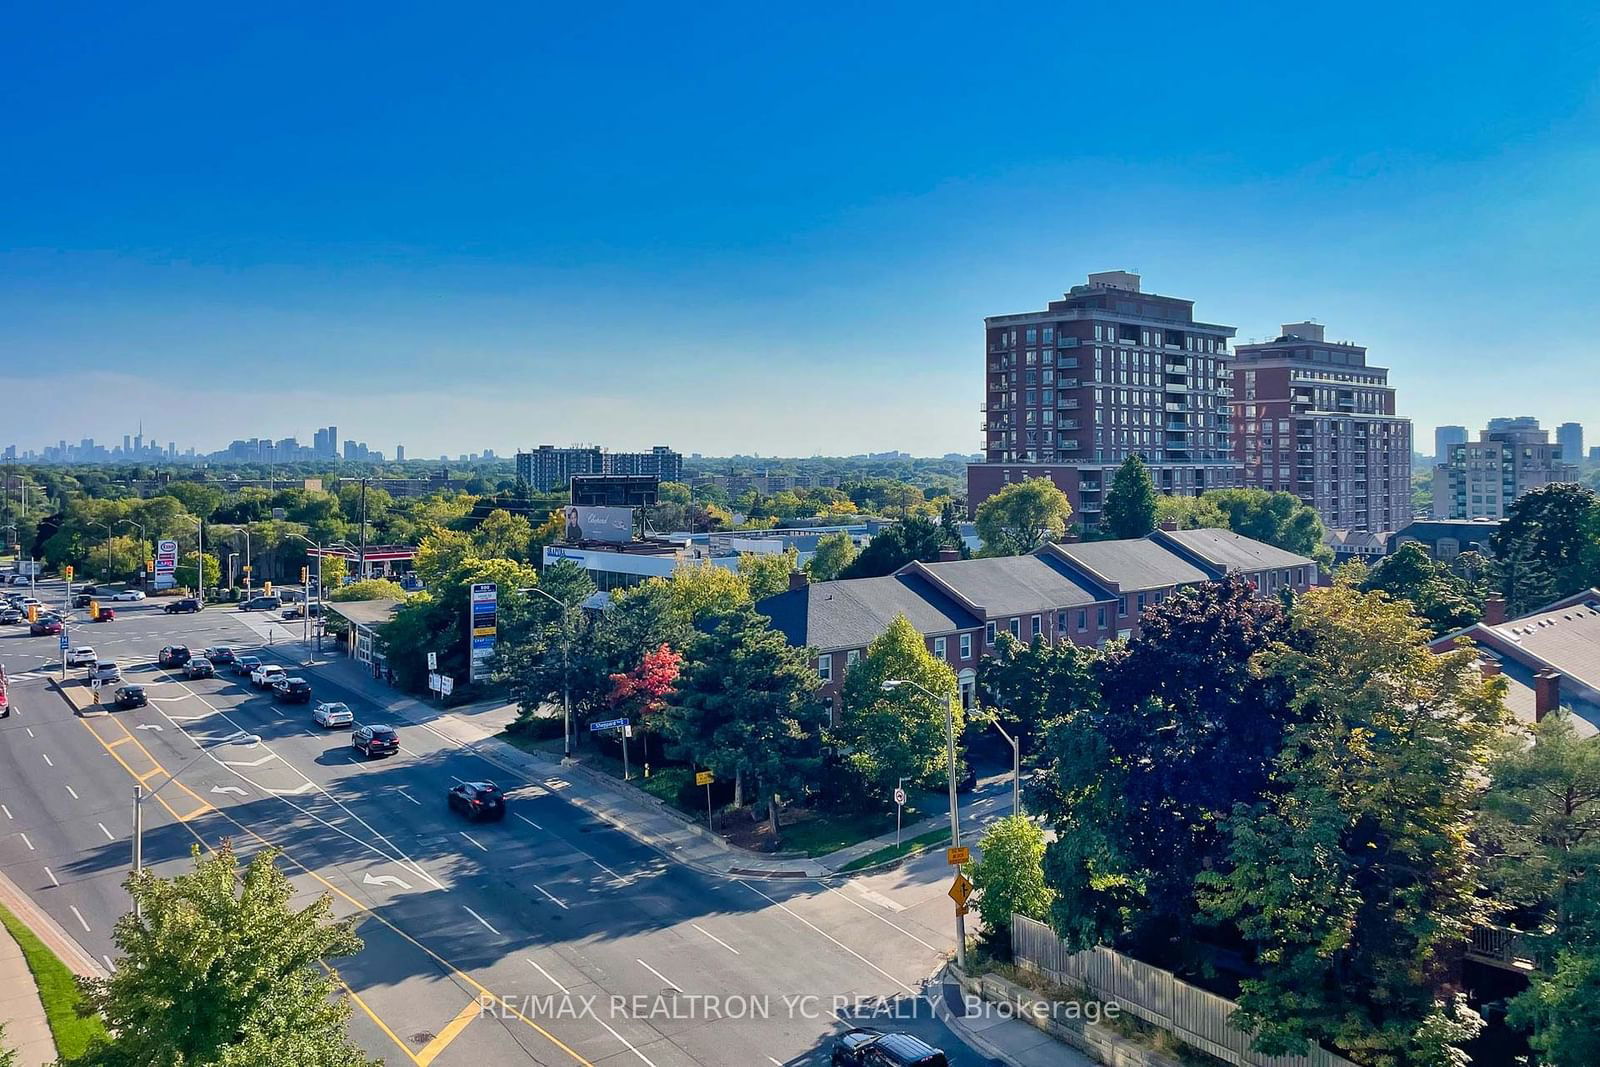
116,519 -> 145,587
525,585 -> 578,761
182,515 -> 205,606
988,715 -> 1022,816
289,533 -> 325,659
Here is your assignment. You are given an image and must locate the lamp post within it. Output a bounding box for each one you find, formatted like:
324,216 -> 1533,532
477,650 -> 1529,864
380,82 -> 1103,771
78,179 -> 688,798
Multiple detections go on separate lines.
132,733 -> 261,918
182,515 -> 205,606
883,677 -> 967,968
87,520 -> 112,581
289,533 -> 325,659
238,526 -> 252,595
975,710 -> 1022,816
116,519 -> 145,585
523,585 -> 582,761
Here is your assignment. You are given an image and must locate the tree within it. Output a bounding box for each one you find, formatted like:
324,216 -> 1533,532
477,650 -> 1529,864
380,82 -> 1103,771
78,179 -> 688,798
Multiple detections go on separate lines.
1359,540 -> 1482,635
414,529 -> 474,586
1499,540 -> 1559,617
1492,483 -> 1600,602
839,516 -> 959,579
472,508 -> 534,561
969,814 -> 1054,949
1204,488 -> 1330,565
806,532 -> 858,582
328,577 -> 407,602
78,844 -> 375,1067
975,479 -> 1070,556
1508,940 -> 1600,1067
832,615 -> 961,804
976,632 -> 1098,746
1154,494 -> 1228,531
738,547 -> 799,600
163,482 -> 224,520
666,604 -> 821,834
501,560 -> 606,725
1198,585 -> 1505,1066
1102,455 -> 1158,540
176,549 -> 220,591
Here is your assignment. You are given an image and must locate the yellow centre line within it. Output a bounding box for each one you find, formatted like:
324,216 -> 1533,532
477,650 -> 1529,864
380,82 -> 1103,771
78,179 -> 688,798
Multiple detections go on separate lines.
416,997 -> 484,1066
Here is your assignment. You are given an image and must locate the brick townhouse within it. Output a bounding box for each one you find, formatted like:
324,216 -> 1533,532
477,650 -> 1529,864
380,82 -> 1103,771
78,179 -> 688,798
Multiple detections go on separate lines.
758,527 -> 1316,711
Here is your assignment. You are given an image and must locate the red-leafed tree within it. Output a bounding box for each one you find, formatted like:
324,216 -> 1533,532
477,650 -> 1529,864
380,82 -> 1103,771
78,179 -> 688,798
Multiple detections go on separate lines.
609,644 -> 682,762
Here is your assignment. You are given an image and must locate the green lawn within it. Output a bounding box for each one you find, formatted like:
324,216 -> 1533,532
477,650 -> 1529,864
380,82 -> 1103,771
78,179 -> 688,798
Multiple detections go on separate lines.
0,899 -> 108,1062
838,825 -> 954,873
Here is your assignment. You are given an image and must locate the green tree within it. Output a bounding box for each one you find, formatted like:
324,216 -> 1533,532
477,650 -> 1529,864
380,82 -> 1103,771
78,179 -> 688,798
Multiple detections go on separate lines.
1508,940 -> 1600,1067
1198,585 -> 1505,1065
806,532 -> 858,582
472,508 -> 534,561
969,814 -> 1054,949
1154,494 -> 1228,530
1492,482 -> 1600,602
501,560 -> 607,726
737,547 -> 799,600
328,577 -> 407,602
78,844 -> 375,1067
975,479 -> 1071,556
1359,540 -> 1482,635
163,482 -> 225,520
414,529 -> 475,587
832,615 -> 962,804
1205,488 -> 1331,566
839,516 -> 959,578
1101,455 -> 1158,539
976,632 -> 1099,746
175,549 -> 220,591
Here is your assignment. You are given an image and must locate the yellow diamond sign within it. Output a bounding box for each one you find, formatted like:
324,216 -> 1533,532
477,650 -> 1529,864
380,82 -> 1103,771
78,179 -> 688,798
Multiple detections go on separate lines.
948,873 -> 972,908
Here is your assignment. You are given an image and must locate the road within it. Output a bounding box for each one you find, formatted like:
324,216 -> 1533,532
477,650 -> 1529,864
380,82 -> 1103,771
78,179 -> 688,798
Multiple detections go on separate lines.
1,579 -> 996,1066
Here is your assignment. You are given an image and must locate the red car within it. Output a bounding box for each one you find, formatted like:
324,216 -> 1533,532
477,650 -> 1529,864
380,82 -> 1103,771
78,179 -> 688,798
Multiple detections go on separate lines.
93,608 -> 116,622
30,618 -> 62,636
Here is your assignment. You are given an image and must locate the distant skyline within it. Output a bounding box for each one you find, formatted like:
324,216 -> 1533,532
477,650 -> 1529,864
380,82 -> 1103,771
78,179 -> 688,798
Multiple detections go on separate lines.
4,4 -> 1599,455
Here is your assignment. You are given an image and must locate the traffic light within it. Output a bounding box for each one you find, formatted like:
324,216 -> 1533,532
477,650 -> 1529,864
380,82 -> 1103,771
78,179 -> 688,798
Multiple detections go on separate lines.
301,566 -> 309,585
147,558 -> 155,575
89,600 -> 100,620
263,581 -> 273,596
27,604 -> 37,622
64,565 -> 73,581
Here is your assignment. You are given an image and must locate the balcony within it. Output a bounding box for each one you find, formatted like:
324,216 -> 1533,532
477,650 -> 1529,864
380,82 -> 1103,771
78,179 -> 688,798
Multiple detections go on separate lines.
1059,378 -> 1080,388
1062,440 -> 1081,451
1164,381 -> 1190,393
1164,362 -> 1188,374
1057,398 -> 1079,409
1164,402 -> 1186,412
1057,357 -> 1079,369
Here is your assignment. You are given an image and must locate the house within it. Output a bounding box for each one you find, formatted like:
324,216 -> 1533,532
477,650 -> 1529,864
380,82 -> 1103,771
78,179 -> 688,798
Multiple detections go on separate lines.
1389,518 -> 1501,561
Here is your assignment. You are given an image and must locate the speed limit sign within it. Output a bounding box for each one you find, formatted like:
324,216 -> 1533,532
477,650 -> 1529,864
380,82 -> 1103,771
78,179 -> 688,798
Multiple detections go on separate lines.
893,787 -> 907,806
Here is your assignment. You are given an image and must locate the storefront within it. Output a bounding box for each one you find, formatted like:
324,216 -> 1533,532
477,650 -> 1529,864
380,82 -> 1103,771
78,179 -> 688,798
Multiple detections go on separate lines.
324,598 -> 400,672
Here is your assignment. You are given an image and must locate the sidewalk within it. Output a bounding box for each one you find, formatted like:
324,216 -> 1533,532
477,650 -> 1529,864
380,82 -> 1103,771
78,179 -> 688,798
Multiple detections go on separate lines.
255,633 -> 1017,879
927,966 -> 1096,1067
0,924 -> 55,1067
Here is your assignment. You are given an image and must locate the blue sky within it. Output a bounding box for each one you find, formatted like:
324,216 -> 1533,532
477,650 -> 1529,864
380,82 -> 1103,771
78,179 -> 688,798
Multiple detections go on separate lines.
3,2 -> 1598,458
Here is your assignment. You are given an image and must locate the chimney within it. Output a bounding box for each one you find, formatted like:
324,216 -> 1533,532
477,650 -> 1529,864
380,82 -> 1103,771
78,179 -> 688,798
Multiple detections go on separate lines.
1479,657 -> 1501,679
1483,595 -> 1507,626
1534,669 -> 1562,722
788,570 -> 809,592
1158,519 -> 1179,532
937,547 -> 960,563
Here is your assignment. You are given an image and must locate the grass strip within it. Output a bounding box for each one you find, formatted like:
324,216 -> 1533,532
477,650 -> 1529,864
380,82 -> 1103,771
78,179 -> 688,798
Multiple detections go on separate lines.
838,825 -> 953,873
0,898 -> 109,1062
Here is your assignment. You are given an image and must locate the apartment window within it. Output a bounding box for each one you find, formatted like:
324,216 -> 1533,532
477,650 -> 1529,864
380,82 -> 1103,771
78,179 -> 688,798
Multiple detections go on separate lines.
818,654 -> 832,682
1077,608 -> 1087,630
1136,592 -> 1146,612
985,621 -> 996,645
933,637 -> 947,660
960,633 -> 972,660
1120,597 -> 1129,617
1008,617 -> 1021,639
1032,614 -> 1042,637
1026,327 -> 1037,344
1097,606 -> 1107,628
846,650 -> 860,669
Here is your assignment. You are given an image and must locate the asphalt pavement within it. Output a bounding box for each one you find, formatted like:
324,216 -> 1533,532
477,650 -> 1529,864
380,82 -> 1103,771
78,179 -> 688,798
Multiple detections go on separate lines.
0,579 -> 999,1067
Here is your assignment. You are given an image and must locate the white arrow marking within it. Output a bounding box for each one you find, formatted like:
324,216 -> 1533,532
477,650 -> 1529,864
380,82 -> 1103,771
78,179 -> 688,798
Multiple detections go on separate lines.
268,782 -> 314,796
135,723 -> 163,731
362,873 -> 413,890
219,754 -> 278,768
210,785 -> 248,796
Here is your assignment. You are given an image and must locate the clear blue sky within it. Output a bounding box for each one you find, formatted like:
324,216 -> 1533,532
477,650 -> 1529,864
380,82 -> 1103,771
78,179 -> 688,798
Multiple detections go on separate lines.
3,3 -> 1598,458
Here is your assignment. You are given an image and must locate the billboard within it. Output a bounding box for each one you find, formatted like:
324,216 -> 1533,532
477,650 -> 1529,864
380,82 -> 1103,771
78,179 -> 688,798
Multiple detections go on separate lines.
154,538 -> 179,590
468,582 -> 497,683
566,505 -> 635,544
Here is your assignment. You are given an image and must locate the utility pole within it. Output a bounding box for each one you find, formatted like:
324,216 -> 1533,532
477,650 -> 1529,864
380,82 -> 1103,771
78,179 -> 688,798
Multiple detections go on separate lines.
358,477 -> 369,581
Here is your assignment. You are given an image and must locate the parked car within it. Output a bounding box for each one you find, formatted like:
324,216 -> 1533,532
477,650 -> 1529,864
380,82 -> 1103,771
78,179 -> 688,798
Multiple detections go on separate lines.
158,645 -> 191,668
831,1030 -> 949,1067
30,618 -> 62,636
93,607 -> 116,622
250,663 -> 286,689
203,646 -> 236,665
238,596 -> 282,612
447,781 -> 506,822
94,661 -> 122,683
272,676 -> 312,703
108,589 -> 145,602
66,646 -> 97,667
184,658 -> 216,679
351,723 -> 400,758
113,685 -> 147,709
164,598 -> 202,614
233,655 -> 262,677
311,701 -> 353,728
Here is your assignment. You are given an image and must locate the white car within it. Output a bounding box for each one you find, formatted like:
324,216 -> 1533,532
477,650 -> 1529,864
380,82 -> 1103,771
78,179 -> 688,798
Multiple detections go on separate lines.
8,575 -> 31,586
250,664 -> 286,688
66,647 -> 97,667
109,590 -> 146,602
312,701 -> 353,728
94,661 -> 122,683
18,597 -> 40,609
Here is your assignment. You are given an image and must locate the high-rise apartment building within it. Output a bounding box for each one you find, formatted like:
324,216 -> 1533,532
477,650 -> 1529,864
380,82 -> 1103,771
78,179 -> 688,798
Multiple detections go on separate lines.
516,444 -> 683,493
1434,420 -> 1580,519
968,271 -> 1240,525
396,445 -> 406,462
1434,425 -> 1467,463
1557,422 -> 1584,465
1232,323 -> 1412,534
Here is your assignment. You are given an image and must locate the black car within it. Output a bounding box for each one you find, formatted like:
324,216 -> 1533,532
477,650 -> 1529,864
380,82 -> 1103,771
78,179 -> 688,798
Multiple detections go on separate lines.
272,676 -> 312,704
351,723 -> 399,758
203,646 -> 237,665
831,1030 -> 949,1067
113,685 -> 148,709
184,658 -> 216,679
81,584 -> 98,595
158,645 -> 191,668
238,596 -> 282,612
233,655 -> 261,677
448,782 -> 506,822
0,608 -> 21,624
164,597 -> 202,614
72,593 -> 93,608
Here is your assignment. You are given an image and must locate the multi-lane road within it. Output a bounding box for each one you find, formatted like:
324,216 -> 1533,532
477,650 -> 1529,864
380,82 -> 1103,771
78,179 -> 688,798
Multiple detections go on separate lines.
0,578 -> 992,1066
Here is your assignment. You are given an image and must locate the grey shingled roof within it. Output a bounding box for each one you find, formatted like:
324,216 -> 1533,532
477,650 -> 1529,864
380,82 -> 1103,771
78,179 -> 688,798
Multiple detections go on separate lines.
1485,593 -> 1600,695
1159,528 -> 1313,572
756,572 -> 980,653
916,553 -> 1109,616
1052,539 -> 1213,592
325,598 -> 401,628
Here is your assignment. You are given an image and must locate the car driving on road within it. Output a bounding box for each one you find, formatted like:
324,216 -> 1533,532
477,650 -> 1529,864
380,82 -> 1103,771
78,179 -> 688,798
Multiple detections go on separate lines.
164,597 -> 201,614
184,658 -> 216,679
113,685 -> 147,709
238,596 -> 282,611
94,661 -> 122,683
203,646 -> 236,664
447,781 -> 506,822
108,589 -> 146,601
831,1030 -> 949,1067
158,645 -> 191,668
312,701 -> 353,728
233,655 -> 261,677
272,676 -> 311,703
66,646 -> 97,667
0,607 -> 22,624
351,723 -> 399,758
30,617 -> 62,636
250,663 -> 286,689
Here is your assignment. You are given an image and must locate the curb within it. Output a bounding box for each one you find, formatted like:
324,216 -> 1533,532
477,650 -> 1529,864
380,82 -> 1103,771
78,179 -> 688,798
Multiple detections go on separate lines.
927,964 -> 1021,1067
0,865 -> 107,981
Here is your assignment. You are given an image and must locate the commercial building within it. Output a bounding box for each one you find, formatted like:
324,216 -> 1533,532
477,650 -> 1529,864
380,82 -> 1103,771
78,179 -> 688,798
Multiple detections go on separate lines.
1557,422 -> 1584,466
1434,425 -> 1467,463
1231,322 -> 1412,534
967,271 -> 1241,528
516,445 -> 683,493
1433,420 -> 1579,519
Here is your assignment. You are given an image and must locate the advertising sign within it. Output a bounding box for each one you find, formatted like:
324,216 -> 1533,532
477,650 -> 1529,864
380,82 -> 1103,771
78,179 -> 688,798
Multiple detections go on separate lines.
468,582 -> 497,683
154,538 -> 179,590
567,505 -> 635,545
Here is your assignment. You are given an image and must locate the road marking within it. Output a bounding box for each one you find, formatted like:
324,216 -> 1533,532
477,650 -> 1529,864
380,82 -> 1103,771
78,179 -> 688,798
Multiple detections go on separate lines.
514,812 -> 543,830
135,723 -> 163,731
101,955 -> 113,971
527,958 -> 569,993
42,866 -> 59,887
268,782 -> 315,796
219,753 -> 278,767
826,884 -> 941,952
362,872 -> 413,890
736,880 -> 916,994
591,858 -> 624,881
41,753 -> 52,767
1,805 -> 11,820
98,822 -> 114,841
396,788 -> 420,805
851,884 -> 907,913
107,736 -> 134,748
69,905 -> 91,933
211,785 -> 248,796
459,831 -> 488,852
691,923 -> 740,955
416,998 -> 481,1067
534,883 -> 569,910
635,959 -> 683,992
64,784 -> 79,800
24,728 -> 34,738
19,832 -> 33,851
463,906 -> 500,936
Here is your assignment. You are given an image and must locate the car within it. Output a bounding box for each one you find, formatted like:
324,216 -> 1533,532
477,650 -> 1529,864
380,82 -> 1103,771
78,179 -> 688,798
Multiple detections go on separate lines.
66,647 -> 97,667
113,685 -> 147,709
80,584 -> 98,595
272,676 -> 312,703
831,1029 -> 949,1067
18,597 -> 40,609
0,608 -> 22,624
30,618 -> 62,636
281,605 -> 304,620
250,664 -> 286,689
158,645 -> 191,668
184,658 -> 216,679
108,589 -> 146,602
233,655 -> 262,677
351,723 -> 400,758
72,593 -> 93,608
163,597 -> 202,614
203,646 -> 236,664
238,596 -> 283,612
447,781 -> 506,821
8,574 -> 32,586
312,701 -> 353,728
94,661 -> 122,683
93,607 -> 116,622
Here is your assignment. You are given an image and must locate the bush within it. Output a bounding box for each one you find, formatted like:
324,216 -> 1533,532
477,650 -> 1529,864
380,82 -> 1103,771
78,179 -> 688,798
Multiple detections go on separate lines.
508,714 -> 565,742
